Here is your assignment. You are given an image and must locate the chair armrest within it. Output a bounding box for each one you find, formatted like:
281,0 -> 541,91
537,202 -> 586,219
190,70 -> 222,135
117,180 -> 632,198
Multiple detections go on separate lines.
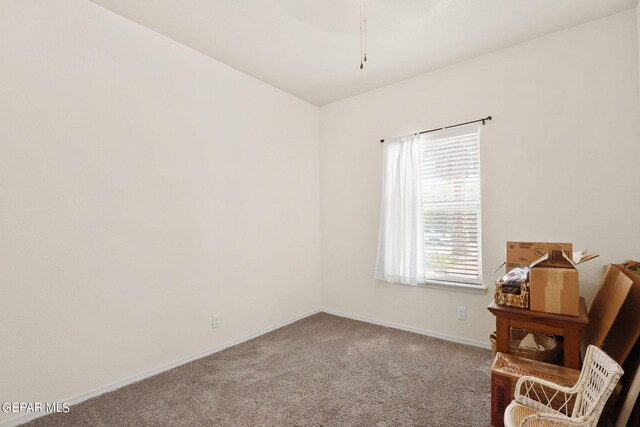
521,412 -> 587,427
515,376 -> 577,416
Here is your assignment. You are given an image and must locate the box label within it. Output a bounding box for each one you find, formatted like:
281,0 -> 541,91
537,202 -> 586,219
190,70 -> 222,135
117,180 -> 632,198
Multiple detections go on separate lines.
491,373 -> 511,427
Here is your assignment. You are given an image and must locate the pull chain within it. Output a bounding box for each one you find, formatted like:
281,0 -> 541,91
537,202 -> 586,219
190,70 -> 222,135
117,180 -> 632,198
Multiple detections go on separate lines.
363,0 -> 367,64
359,0 -> 363,69
359,0 -> 367,69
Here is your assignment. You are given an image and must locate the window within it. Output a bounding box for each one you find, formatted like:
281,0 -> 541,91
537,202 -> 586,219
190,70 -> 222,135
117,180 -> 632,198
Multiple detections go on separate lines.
420,126 -> 482,284
374,123 -> 482,289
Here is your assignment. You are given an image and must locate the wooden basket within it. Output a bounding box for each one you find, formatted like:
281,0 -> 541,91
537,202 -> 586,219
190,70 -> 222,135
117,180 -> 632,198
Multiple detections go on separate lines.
494,281 -> 529,308
490,329 -> 558,364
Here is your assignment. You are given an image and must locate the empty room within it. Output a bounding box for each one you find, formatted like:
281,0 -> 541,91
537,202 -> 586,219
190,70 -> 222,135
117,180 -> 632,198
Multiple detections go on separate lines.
2,0 -> 640,426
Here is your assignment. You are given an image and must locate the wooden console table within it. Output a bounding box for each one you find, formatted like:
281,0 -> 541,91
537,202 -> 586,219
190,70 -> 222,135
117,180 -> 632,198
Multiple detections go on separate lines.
487,298 -> 589,369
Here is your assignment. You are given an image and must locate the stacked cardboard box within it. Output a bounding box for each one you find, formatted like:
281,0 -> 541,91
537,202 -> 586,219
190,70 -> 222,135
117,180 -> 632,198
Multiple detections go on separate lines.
491,352 -> 580,427
592,264 -> 640,427
503,242 -> 598,316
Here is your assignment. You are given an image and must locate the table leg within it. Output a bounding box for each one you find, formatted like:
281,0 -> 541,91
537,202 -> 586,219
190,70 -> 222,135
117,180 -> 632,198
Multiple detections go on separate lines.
564,328 -> 580,369
496,317 -> 510,354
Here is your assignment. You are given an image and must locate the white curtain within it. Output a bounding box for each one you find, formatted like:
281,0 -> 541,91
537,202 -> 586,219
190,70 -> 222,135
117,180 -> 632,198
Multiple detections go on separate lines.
374,134 -> 425,285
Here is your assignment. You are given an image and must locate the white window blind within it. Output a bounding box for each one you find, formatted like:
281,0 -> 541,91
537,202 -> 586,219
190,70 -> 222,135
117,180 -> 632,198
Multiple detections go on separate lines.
420,124 -> 482,284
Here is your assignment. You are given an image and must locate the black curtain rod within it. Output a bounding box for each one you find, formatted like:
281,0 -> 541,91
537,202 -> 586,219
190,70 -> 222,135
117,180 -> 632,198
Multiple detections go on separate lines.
379,116 -> 492,143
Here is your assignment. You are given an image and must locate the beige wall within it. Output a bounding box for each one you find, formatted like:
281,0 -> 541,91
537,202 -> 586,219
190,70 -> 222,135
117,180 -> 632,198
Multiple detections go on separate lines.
319,11 -> 640,346
637,1 -> 640,95
0,1 -> 321,424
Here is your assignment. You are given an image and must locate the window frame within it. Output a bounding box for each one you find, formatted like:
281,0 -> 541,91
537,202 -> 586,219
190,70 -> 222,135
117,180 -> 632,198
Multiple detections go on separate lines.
418,125 -> 484,290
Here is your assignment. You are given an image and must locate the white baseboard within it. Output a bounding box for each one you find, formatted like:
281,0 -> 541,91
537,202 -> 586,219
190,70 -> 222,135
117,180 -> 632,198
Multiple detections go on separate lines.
322,308 -> 491,350
2,307 -> 489,427
0,308 -> 322,427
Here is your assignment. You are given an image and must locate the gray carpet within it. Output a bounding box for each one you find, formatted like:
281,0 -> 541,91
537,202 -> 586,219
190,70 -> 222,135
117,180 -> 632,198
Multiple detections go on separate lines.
26,313 -> 492,426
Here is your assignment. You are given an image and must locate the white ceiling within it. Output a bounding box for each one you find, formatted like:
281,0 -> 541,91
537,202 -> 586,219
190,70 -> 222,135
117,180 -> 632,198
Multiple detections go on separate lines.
89,0 -> 637,106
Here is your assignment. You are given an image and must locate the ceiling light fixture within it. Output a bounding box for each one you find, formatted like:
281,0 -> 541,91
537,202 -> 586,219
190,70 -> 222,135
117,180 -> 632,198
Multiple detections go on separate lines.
360,0 -> 367,69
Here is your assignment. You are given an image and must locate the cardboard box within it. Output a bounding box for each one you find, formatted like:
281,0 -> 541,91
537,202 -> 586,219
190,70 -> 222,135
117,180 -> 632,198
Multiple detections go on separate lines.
506,241 -> 573,272
529,251 -> 598,316
589,264 -> 634,350
491,352 -> 579,427
599,265 -> 640,365
530,265 -> 579,316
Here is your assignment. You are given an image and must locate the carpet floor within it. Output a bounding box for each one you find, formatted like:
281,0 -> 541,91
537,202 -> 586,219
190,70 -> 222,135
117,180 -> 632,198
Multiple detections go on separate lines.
26,313 -> 492,426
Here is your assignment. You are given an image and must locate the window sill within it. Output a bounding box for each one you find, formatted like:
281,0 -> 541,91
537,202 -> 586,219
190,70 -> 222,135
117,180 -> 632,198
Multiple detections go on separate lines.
418,280 -> 488,295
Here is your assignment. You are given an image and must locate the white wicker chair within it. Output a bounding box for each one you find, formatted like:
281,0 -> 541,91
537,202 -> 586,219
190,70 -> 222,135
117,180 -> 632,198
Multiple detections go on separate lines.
504,345 -> 623,427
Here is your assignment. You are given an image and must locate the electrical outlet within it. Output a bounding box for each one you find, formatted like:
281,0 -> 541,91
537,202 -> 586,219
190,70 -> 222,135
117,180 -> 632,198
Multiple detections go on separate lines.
212,314 -> 220,329
456,307 -> 466,321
